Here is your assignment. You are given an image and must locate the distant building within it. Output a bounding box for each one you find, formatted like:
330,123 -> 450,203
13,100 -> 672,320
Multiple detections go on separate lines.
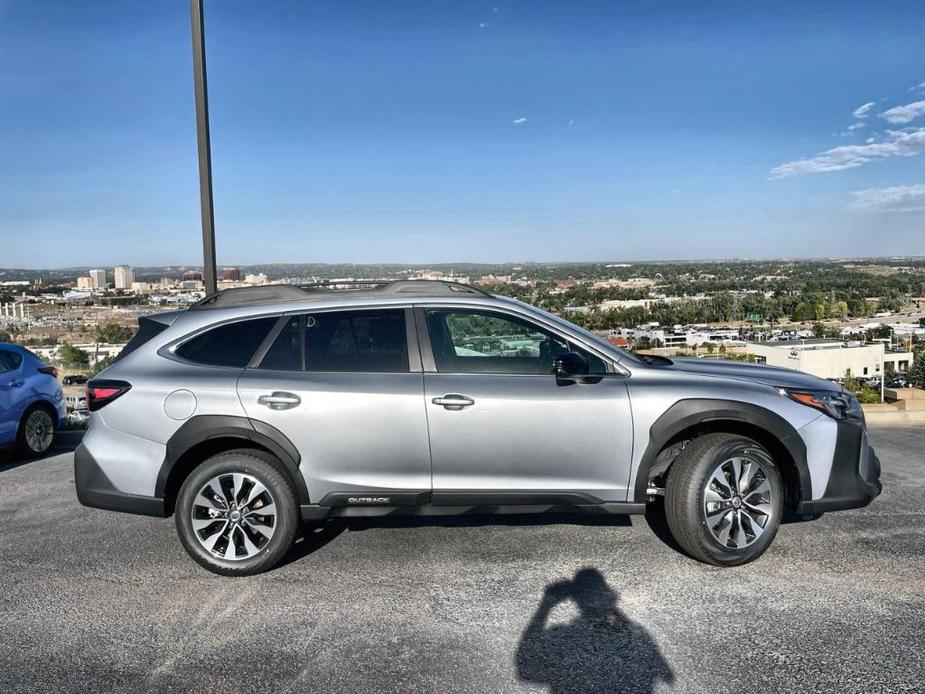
183,271 -> 203,282
131,281 -> 159,294
114,265 -> 134,289
221,267 -> 241,281
746,339 -> 914,380
244,273 -> 268,285
89,269 -> 106,289
76,276 -> 93,290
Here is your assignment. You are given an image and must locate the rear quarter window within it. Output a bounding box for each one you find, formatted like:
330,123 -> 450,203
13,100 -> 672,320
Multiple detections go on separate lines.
0,349 -> 23,373
175,317 -> 277,368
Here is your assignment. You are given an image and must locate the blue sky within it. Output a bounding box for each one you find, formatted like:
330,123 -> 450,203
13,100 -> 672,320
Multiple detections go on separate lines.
2,0 -> 924,267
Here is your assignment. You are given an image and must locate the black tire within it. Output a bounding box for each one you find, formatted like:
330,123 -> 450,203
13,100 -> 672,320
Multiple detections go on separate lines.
16,404 -> 56,457
175,449 -> 299,576
665,433 -> 783,567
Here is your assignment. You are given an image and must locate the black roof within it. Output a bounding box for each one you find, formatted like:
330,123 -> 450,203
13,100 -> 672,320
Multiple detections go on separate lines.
190,280 -> 490,310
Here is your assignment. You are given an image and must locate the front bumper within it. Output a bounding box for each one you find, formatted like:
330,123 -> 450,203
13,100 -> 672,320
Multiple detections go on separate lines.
796,421 -> 882,515
74,443 -> 167,517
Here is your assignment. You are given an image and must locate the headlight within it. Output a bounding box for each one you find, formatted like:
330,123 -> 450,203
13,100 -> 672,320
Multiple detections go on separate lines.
779,388 -> 856,420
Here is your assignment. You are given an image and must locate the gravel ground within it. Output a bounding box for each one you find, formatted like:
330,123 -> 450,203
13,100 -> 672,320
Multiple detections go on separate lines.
1,427 -> 923,694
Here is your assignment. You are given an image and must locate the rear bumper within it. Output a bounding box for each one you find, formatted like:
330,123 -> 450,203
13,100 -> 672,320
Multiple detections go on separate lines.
74,443 -> 167,517
796,421 -> 882,515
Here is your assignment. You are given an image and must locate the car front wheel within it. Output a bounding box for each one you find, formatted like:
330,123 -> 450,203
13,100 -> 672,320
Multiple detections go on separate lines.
175,449 -> 299,576
665,433 -> 783,566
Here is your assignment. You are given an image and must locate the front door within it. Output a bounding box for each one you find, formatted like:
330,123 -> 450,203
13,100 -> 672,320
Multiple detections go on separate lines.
236,307 -> 431,504
419,307 -> 634,503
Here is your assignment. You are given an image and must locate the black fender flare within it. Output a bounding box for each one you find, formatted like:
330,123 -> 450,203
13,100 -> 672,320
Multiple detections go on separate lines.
156,415 -> 310,504
633,398 -> 811,505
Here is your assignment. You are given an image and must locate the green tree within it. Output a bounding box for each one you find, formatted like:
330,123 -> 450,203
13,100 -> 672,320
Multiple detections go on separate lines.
57,343 -> 89,367
95,323 -> 134,343
90,355 -> 115,376
907,357 -> 925,390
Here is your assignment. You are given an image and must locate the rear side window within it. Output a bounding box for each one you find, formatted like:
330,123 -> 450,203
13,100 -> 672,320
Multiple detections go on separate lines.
175,317 -> 277,368
0,349 -> 22,373
306,309 -> 408,373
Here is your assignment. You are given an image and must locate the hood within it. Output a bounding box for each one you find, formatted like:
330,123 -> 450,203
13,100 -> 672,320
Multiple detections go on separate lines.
661,357 -> 841,392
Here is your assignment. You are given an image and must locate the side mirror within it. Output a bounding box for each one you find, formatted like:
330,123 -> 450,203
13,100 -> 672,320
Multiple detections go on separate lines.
555,351 -> 590,379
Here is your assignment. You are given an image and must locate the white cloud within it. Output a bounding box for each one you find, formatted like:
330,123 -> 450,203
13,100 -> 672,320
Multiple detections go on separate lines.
909,80 -> 925,92
865,136 -> 876,144
479,22 -> 487,28
512,117 -> 527,125
851,184 -> 925,212
852,101 -> 875,119
846,121 -> 865,131
769,127 -> 925,178
880,100 -> 925,124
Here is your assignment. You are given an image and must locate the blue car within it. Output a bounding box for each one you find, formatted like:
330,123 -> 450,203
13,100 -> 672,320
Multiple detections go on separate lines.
0,343 -> 65,456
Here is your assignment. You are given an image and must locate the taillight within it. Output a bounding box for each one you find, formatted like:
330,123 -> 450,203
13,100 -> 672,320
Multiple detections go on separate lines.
87,379 -> 131,411
38,365 -> 59,379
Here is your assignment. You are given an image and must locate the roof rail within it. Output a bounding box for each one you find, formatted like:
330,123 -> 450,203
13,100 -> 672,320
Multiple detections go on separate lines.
189,279 -> 490,310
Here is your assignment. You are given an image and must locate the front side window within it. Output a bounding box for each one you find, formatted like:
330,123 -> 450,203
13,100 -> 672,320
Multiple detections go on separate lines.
305,309 -> 408,373
425,309 -> 607,375
175,317 -> 277,368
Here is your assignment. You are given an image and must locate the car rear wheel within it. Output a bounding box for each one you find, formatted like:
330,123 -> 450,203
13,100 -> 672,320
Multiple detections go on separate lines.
175,449 -> 299,576
17,406 -> 55,457
665,433 -> 783,567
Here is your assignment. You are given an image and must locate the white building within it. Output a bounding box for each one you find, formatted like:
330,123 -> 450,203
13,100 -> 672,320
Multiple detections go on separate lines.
746,339 -> 914,380
244,273 -> 269,285
76,276 -> 93,290
89,269 -> 107,289
114,265 -> 135,289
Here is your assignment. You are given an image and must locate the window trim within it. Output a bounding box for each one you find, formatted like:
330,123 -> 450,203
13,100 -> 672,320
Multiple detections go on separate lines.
414,304 -> 621,377
250,305 -> 422,374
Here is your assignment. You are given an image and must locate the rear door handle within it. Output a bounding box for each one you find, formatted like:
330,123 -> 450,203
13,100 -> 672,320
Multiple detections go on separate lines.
257,391 -> 301,410
7,380 -> 23,388
432,394 -> 475,410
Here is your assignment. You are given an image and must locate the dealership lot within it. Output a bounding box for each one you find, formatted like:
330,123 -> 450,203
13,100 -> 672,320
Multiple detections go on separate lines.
1,428 -> 923,694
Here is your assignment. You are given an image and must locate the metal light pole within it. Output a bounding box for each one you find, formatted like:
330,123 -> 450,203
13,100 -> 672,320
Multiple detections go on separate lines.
190,0 -> 218,295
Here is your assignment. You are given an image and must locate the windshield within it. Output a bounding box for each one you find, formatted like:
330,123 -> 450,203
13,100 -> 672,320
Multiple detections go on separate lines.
506,298 -> 643,365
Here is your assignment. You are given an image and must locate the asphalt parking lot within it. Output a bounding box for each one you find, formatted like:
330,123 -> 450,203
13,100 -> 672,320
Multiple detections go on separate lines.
1,428 -> 923,694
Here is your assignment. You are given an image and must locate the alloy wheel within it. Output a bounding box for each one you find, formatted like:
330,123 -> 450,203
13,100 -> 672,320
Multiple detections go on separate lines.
25,410 -> 54,453
703,456 -> 774,550
191,472 -> 277,560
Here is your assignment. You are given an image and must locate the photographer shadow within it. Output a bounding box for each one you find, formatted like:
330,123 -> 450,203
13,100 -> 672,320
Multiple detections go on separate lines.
516,568 -> 674,694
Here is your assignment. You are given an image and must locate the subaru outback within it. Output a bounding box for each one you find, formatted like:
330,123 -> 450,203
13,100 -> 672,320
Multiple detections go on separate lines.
75,281 -> 881,575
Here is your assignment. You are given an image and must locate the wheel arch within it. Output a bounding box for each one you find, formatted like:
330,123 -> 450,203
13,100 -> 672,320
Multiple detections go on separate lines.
634,398 -> 811,510
157,415 -> 309,515
18,398 -> 59,432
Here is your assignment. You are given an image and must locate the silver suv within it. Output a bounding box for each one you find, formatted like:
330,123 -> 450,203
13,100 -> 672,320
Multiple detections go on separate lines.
75,281 -> 881,575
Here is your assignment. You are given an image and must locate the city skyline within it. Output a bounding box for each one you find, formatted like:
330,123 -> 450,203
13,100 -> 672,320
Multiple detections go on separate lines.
2,1 -> 925,267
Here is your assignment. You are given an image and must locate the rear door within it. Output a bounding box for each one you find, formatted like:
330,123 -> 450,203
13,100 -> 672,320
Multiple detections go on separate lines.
418,306 -> 634,503
0,349 -> 24,444
236,307 -> 432,504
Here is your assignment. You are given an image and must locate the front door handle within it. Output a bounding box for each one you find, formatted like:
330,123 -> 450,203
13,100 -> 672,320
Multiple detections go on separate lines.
432,394 -> 475,410
257,391 -> 301,410
7,379 -> 23,388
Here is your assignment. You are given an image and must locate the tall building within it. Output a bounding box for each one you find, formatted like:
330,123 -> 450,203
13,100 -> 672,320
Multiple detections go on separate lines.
114,265 -> 135,289
76,276 -> 93,290
89,269 -> 106,289
222,267 -> 241,281
183,270 -> 203,282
